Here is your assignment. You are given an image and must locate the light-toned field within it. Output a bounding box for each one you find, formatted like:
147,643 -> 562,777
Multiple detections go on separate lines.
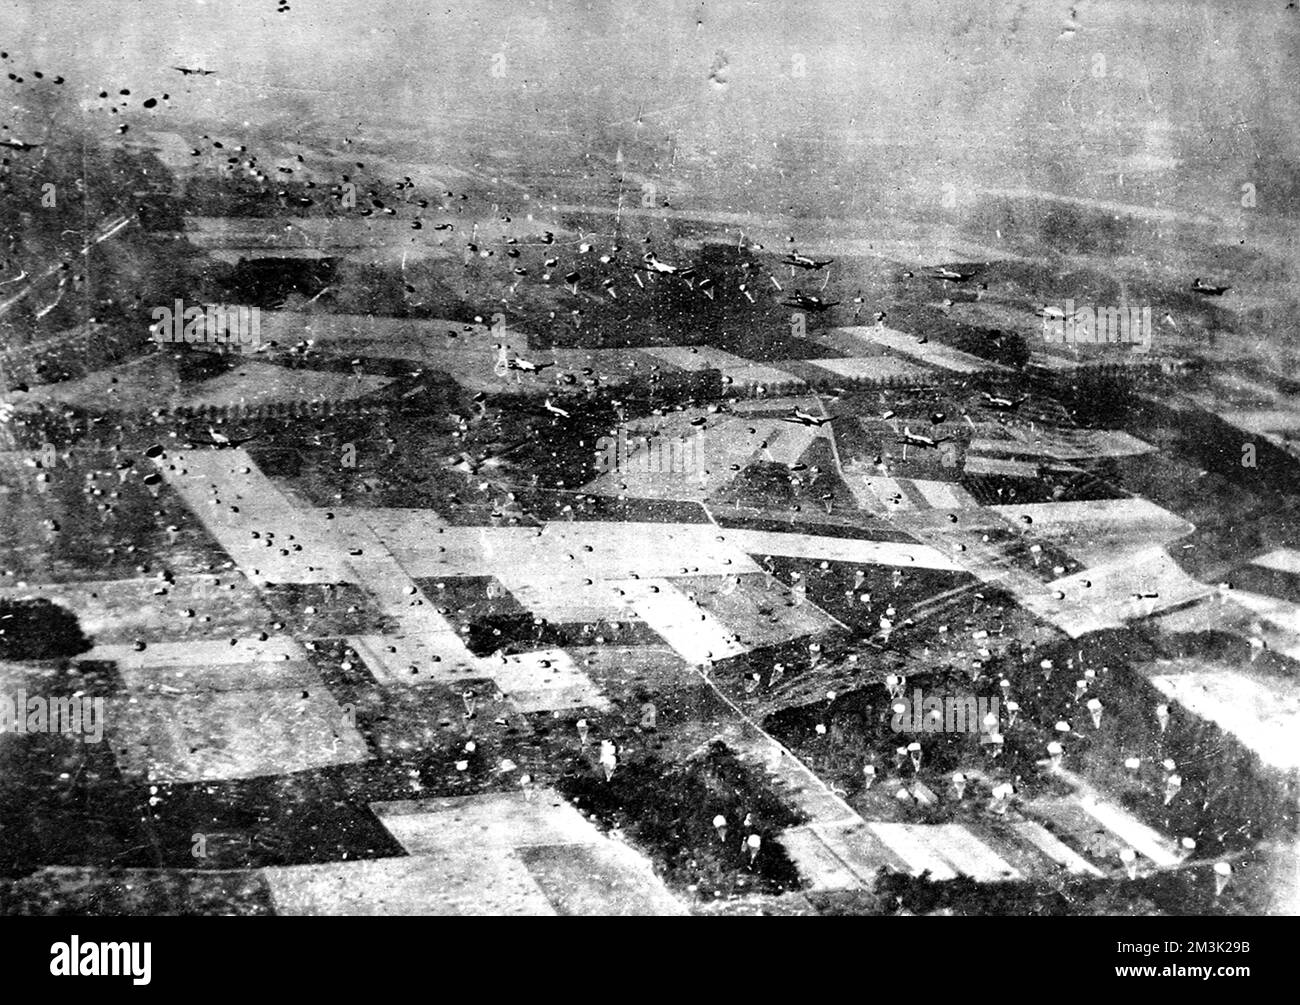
581,414 -> 786,502
392,522 -> 764,580
24,351 -> 392,411
721,527 -> 964,571
1143,658 -> 1300,774
180,361 -> 392,407
640,345 -> 756,373
154,453 -> 610,702
184,213 -> 565,256
804,356 -> 933,381
1020,546 -> 1214,636
1253,548 -> 1300,575
608,577 -> 748,665
268,790 -> 683,916
1217,591 -> 1300,662
262,789 -> 686,916
256,309 -> 655,387
870,822 -> 1021,882
970,428 -> 1155,461
1,575 -> 266,646
489,648 -> 610,712
106,687 -> 371,783
84,633 -> 371,784
158,448 -> 354,584
988,498 -> 1194,567
640,345 -> 806,389
846,473 -> 979,512
1219,409 -> 1300,435
836,325 -> 1002,374
675,572 -> 841,649
962,454 -> 1041,478
759,422 -> 823,466
492,572 -> 630,622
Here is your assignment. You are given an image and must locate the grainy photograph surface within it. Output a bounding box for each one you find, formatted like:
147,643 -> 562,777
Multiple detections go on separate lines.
1,0 -> 1298,919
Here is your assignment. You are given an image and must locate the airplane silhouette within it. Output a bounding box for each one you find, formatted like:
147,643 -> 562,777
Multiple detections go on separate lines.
507,357 -> 554,373
781,252 -> 833,270
1191,277 -> 1230,296
781,291 -> 839,312
780,407 -> 833,428
173,66 -> 217,76
898,425 -> 951,449
201,426 -> 258,448
635,252 -> 678,275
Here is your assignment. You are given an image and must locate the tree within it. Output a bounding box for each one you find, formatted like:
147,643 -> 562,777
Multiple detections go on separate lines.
0,598 -> 92,660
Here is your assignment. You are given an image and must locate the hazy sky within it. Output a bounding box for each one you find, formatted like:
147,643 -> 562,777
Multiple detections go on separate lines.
5,0 -> 1298,228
